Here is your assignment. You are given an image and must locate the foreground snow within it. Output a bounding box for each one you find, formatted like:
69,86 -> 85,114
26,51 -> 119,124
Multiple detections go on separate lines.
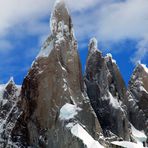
131,124 -> 147,146
112,141 -> 144,148
60,103 -> 104,148
112,124 -> 147,148
70,123 -> 104,148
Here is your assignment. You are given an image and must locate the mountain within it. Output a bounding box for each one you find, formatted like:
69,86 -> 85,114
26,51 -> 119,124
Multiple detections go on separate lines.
0,78 -> 21,147
0,0 -> 147,148
10,1 -> 103,147
84,38 -> 129,141
127,63 -> 148,137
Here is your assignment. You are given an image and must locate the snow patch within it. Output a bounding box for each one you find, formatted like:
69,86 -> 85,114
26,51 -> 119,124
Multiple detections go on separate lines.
108,92 -> 121,109
131,124 -> 147,145
71,123 -> 104,148
111,141 -> 144,148
141,63 -> 148,74
59,103 -> 81,120
37,39 -> 54,58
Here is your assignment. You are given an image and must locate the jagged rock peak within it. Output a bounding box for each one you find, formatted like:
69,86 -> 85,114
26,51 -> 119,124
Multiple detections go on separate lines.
129,62 -> 148,88
6,76 -> 15,86
37,0 -> 76,58
105,53 -> 117,64
88,37 -> 99,54
50,0 -> 73,36
134,62 -> 148,74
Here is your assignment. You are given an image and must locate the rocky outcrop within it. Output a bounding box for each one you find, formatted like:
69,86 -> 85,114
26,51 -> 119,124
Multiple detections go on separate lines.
127,63 -> 148,136
84,38 -> 130,141
0,78 -> 21,147
11,1 -> 102,148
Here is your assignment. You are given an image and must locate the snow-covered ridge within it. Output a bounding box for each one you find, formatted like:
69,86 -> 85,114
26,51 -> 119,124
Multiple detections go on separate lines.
70,123 -> 104,148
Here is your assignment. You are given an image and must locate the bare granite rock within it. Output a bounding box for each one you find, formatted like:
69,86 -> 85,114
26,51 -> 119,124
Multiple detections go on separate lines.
84,38 -> 130,141
11,1 -> 102,147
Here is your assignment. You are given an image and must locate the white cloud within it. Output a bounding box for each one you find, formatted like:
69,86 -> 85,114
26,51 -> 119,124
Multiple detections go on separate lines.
70,0 -> 148,63
131,37 -> 148,64
0,0 -> 53,36
97,0 -> 148,41
0,0 -> 147,63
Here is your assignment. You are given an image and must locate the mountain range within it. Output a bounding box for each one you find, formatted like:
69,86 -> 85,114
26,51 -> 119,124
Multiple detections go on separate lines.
0,0 -> 147,148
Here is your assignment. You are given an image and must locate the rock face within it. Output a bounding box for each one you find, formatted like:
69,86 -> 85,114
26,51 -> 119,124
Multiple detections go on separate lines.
0,78 -> 21,147
127,63 -> 148,136
84,38 -> 130,141
11,1 -> 102,148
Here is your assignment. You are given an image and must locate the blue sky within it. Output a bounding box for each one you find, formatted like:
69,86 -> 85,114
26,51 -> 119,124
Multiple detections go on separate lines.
0,0 -> 148,85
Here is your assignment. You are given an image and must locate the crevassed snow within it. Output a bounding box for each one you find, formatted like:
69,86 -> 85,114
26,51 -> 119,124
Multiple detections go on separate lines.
71,123 -> 104,148
111,141 -> 144,148
37,40 -> 54,58
131,124 -> 147,144
59,103 -> 81,120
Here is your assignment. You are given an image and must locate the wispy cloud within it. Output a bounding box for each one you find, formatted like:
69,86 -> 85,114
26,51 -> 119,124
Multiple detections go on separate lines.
131,37 -> 148,64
